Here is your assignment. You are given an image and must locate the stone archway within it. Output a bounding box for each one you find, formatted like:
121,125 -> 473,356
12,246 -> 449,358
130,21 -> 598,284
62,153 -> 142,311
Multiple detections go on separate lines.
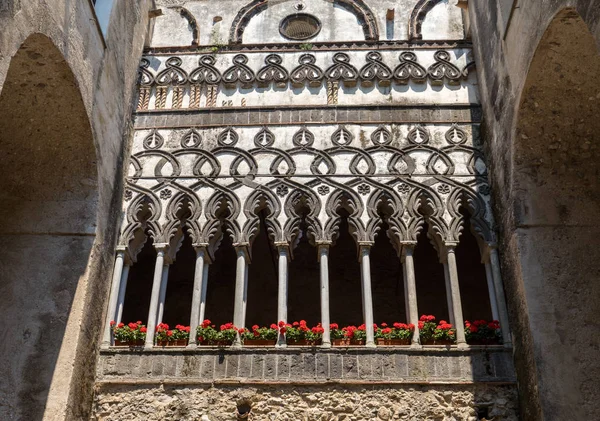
0,34 -> 98,420
512,9 -> 600,420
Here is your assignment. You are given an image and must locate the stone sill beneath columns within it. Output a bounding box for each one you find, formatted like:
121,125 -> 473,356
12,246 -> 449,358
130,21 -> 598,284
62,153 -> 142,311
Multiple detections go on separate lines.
97,347 -> 516,385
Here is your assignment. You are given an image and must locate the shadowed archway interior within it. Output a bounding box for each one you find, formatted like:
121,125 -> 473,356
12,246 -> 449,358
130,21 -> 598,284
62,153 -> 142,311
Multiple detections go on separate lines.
512,9 -> 600,418
0,34 -> 97,421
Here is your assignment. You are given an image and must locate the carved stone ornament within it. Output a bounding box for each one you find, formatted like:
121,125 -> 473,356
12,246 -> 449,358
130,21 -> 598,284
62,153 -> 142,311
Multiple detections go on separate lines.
290,54 -> 324,87
428,51 -> 462,85
143,129 -> 165,150
223,54 -> 256,88
360,52 -> 393,87
257,54 -> 290,88
181,129 -> 202,148
218,127 -> 240,147
292,126 -> 315,148
393,52 -> 427,84
189,55 -> 222,85
407,125 -> 430,145
156,57 -> 188,86
325,53 -> 359,87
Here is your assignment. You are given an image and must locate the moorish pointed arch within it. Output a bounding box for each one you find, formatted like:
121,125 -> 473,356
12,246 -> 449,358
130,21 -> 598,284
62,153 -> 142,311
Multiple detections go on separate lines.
229,0 -> 380,44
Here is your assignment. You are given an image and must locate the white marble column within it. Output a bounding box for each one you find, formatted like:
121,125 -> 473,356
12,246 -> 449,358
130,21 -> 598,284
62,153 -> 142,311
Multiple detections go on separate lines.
156,264 -> 170,325
318,243 -> 332,348
199,261 -> 210,323
489,246 -> 512,347
484,260 -> 500,321
102,249 -> 126,348
276,243 -> 289,347
233,245 -> 250,347
115,264 -> 130,324
442,261 -> 456,325
189,246 -> 208,347
402,243 -> 421,348
145,244 -> 168,348
359,243 -> 376,347
445,245 -> 467,348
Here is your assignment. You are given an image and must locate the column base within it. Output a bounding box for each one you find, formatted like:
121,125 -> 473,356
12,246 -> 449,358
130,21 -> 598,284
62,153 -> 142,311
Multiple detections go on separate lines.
276,343 -> 287,348
365,342 -> 377,348
457,342 -> 469,349
410,343 -> 422,350
321,342 -> 332,349
186,343 -> 198,349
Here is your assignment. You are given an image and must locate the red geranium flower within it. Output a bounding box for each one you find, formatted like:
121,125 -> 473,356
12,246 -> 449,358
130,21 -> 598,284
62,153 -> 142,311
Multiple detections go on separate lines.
278,321 -> 286,328
330,323 -> 339,330
110,320 -> 116,327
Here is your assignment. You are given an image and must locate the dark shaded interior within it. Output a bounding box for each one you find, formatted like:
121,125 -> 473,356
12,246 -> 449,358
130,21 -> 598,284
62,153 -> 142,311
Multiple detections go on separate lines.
413,222 -> 449,320
456,208 -> 492,321
246,214 -> 278,327
121,232 -> 156,324
163,231 -> 196,327
288,223 -> 320,325
371,221 -> 406,324
204,226 -> 237,326
329,213 -> 363,326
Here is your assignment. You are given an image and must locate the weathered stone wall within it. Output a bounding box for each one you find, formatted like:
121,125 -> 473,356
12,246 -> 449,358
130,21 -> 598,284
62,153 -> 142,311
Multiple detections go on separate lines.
93,384 -> 518,421
0,1 -> 152,420
468,1 -> 600,420
96,348 -> 516,384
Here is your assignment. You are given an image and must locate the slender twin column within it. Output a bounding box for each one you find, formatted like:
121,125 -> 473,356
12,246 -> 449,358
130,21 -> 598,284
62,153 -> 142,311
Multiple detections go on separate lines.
359,243 -> 376,347
442,262 -> 456,325
445,244 -> 467,348
488,245 -> 512,347
233,244 -> 250,347
145,244 -> 169,349
276,243 -> 290,347
189,245 -> 211,347
156,264 -> 171,325
484,260 -> 500,322
102,248 -> 128,348
401,243 -> 421,348
318,243 -> 332,348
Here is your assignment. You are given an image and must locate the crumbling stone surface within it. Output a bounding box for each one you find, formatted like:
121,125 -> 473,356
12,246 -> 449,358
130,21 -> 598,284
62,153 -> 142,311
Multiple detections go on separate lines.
92,384 -> 518,421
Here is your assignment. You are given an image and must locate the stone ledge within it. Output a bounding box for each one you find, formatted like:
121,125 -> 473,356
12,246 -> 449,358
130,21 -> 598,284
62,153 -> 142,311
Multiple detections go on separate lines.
97,347 -> 515,384
133,105 -> 482,129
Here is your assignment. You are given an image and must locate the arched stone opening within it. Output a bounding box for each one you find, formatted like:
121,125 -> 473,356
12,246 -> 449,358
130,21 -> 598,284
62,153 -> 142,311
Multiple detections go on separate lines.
162,230 -> 196,327
371,219 -> 406,324
512,8 -> 600,418
246,211 -> 279,327
288,213 -> 320,326
0,34 -> 97,420
121,231 -> 156,323
413,221 -> 449,321
205,225 -> 237,326
329,209 -> 362,327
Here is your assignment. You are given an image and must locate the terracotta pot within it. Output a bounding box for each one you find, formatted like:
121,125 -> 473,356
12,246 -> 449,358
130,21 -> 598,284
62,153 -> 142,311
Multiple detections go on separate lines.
350,339 -> 365,346
114,339 -> 144,347
209,340 -> 233,347
244,339 -> 277,347
376,338 -> 411,346
332,338 -> 350,346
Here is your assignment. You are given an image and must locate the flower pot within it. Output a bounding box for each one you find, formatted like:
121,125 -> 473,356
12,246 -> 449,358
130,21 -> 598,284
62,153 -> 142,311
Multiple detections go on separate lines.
114,340 -> 144,347
377,338 -> 411,346
244,339 -> 277,347
420,339 -> 455,345
208,340 -> 233,347
350,339 -> 365,346
288,339 -> 320,346
332,338 -> 350,346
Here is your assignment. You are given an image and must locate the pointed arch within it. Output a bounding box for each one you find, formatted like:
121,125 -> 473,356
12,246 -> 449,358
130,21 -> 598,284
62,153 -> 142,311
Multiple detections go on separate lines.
229,0 -> 379,44
409,0 -> 443,41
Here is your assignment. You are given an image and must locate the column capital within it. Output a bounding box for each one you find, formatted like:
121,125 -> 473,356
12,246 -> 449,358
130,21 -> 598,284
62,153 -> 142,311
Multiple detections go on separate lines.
444,242 -> 459,252
153,243 -> 169,252
233,243 -> 251,262
193,244 -> 213,264
115,245 -> 127,253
